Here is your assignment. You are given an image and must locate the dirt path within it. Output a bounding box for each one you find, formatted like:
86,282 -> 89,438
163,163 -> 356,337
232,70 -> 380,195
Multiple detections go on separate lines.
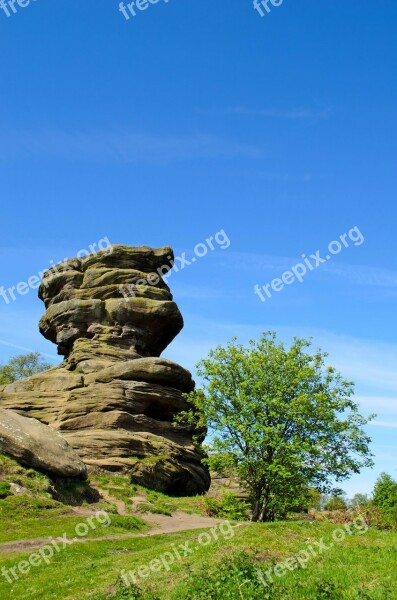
90,484 -> 127,516
136,510 -> 225,535
0,511 -> 225,554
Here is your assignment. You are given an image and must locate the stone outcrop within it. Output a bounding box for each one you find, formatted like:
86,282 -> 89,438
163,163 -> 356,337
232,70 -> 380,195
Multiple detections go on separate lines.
0,246 -> 210,495
0,407 -> 87,479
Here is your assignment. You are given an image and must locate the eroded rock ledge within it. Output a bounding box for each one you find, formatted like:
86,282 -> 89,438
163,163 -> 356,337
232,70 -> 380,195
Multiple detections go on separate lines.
0,245 -> 210,495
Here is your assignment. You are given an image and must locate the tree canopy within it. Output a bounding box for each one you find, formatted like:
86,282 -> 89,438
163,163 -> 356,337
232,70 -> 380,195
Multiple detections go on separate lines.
324,495 -> 348,511
180,332 -> 375,522
372,472 -> 397,526
0,352 -> 53,385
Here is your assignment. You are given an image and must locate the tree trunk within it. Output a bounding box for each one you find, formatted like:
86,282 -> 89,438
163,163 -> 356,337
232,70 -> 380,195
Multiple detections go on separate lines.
258,488 -> 275,522
250,489 -> 264,521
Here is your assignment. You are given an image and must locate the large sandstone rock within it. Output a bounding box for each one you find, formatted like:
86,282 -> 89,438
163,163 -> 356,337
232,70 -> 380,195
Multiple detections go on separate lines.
0,407 -> 87,479
0,245 -> 210,495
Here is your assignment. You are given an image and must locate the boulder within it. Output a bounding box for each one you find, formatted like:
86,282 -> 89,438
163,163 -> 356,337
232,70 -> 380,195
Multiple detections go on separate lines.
0,407 -> 87,479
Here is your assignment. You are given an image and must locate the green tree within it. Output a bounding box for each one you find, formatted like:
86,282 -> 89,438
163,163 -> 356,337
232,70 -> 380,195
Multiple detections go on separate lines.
0,352 -> 53,385
372,473 -> 397,526
350,493 -> 369,508
180,333 -> 374,522
307,487 -> 322,511
324,495 -> 348,511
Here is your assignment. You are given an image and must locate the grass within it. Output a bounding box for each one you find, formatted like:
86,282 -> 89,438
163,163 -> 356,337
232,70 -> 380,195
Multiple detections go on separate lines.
1,521 -> 396,599
2,456 -> 397,599
0,494 -> 147,543
91,474 -> 206,516
0,453 -> 51,497
0,482 -> 12,498
0,457 -> 148,543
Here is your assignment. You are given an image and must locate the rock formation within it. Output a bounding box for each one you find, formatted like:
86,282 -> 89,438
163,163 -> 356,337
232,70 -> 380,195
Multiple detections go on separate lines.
0,246 -> 210,495
0,407 -> 87,479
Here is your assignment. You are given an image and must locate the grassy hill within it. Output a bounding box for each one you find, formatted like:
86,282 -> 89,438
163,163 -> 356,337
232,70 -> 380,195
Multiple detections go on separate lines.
1,454 -> 397,600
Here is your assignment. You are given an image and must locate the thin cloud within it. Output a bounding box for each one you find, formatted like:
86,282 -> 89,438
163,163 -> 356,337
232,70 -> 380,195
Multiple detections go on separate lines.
198,106 -> 333,119
215,251 -> 397,290
322,263 -> 397,288
355,396 -> 397,412
171,284 -> 241,301
369,421 -> 397,429
0,129 -> 262,163
0,338 -> 57,361
166,320 -> 397,396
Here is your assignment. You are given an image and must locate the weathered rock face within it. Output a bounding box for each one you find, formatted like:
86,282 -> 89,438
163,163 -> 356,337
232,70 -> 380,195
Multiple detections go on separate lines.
0,407 -> 87,479
0,246 -> 210,495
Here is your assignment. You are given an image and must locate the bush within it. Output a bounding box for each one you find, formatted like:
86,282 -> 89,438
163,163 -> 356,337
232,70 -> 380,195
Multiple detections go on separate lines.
372,473 -> 397,528
358,502 -> 396,530
201,491 -> 249,521
324,496 -> 348,511
310,509 -> 353,525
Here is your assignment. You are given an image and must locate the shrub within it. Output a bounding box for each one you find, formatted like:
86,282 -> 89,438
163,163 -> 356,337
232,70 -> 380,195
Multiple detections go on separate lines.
311,509 -> 353,525
372,473 -> 397,528
201,491 -> 249,521
324,496 -> 348,511
358,502 -> 396,530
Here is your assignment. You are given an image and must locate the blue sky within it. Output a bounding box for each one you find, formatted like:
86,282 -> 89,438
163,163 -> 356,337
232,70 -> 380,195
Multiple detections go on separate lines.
1,0 -> 396,496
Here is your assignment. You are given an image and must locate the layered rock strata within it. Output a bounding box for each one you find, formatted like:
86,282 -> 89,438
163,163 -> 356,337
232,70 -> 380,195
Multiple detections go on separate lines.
0,246 -> 210,495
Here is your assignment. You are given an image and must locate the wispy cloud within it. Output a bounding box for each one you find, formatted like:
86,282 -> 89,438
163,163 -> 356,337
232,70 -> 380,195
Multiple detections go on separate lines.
0,311 -> 58,363
0,338 -> 57,361
370,421 -> 397,429
325,264 -> 397,288
198,106 -> 333,120
171,284 -> 241,301
356,396 -> 397,413
0,129 -> 262,163
213,251 -> 397,290
282,328 -> 397,396
166,320 -> 397,397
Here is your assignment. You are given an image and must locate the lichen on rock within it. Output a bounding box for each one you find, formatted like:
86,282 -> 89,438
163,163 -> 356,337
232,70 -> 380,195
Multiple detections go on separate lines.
0,245 -> 210,495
